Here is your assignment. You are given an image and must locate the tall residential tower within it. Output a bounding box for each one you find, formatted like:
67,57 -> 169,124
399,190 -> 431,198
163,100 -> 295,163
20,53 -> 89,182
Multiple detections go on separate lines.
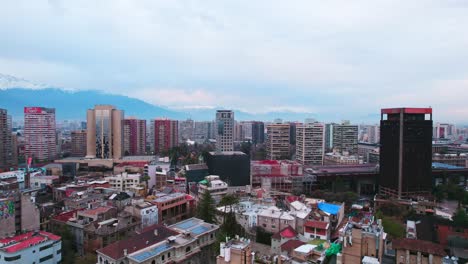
296,122 -> 326,166
24,107 -> 57,161
215,110 -> 234,152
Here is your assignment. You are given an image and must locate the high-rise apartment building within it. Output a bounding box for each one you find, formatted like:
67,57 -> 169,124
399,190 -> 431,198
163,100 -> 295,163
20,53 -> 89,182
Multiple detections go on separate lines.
0,109 -> 15,170
266,123 -> 290,160
71,130 -> 87,157
24,107 -> 57,161
332,121 -> 358,155
325,123 -> 334,152
379,108 -> 433,198
239,121 -> 264,144
296,122 -> 326,166
193,121 -> 214,144
252,121 -> 265,144
151,118 -> 178,154
216,110 -> 234,152
86,105 -> 124,159
368,125 -> 380,144
234,121 -> 244,142
289,122 -> 300,145
123,118 -> 146,155
179,119 -> 194,142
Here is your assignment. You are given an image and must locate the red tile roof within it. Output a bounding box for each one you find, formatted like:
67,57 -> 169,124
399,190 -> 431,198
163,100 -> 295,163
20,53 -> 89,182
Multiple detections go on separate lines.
52,209 -> 84,222
304,221 -> 329,230
286,196 -> 300,203
80,206 -> 113,216
272,226 -> 298,239
392,238 -> 446,256
97,225 -> 179,260
0,231 -> 61,253
281,240 -> 305,252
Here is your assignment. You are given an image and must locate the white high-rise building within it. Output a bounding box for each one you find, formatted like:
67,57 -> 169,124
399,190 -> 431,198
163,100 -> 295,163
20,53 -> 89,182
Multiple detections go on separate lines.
296,122 -> 325,165
215,110 -> 234,152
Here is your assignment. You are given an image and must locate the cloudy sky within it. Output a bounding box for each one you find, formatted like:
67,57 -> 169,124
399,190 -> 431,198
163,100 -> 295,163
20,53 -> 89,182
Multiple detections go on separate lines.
1,0 -> 468,123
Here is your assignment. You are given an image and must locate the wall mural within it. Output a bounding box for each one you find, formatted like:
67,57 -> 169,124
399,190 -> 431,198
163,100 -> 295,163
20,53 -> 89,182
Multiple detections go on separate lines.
0,200 -> 15,219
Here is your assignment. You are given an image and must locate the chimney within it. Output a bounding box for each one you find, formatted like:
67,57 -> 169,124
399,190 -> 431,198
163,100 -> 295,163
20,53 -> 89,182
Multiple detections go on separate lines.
154,229 -> 158,236
123,249 -> 128,256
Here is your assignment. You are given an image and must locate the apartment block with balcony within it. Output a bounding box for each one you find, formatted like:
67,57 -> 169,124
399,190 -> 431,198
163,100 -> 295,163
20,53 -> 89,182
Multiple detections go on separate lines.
197,175 -> 228,204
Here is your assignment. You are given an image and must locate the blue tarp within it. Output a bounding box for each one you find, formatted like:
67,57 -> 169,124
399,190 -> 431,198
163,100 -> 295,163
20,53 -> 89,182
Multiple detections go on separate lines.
318,202 -> 340,215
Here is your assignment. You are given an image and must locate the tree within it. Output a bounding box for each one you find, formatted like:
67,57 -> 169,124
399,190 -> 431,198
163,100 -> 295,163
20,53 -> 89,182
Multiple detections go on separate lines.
54,225 -> 76,264
196,190 -> 217,224
219,194 -> 240,224
453,209 -> 468,228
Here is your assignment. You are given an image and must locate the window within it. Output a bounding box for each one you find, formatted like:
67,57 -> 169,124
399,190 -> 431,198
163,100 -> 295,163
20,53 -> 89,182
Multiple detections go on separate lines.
151,260 -> 155,264
57,249 -> 62,255
162,255 -> 165,261
186,246 -> 191,253
39,244 -> 53,251
5,255 -> 21,261
168,252 -> 171,258
40,254 -> 53,263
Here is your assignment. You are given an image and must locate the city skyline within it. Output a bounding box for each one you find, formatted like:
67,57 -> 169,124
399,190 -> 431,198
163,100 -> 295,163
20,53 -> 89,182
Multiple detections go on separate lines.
1,1 -> 468,123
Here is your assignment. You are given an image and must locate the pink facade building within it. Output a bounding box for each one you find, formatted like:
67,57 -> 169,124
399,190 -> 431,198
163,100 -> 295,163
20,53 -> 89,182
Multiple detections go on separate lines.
24,107 -> 57,161
124,118 -> 146,155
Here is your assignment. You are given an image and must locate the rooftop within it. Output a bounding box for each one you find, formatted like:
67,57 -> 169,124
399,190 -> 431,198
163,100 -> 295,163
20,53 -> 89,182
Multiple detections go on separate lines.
97,225 -> 179,260
294,244 -> 317,254
0,231 -> 61,253
272,226 -> 298,240
392,238 -> 446,256
152,192 -> 186,203
381,107 -> 432,114
208,151 -> 247,156
281,239 -> 305,252
79,206 -> 114,216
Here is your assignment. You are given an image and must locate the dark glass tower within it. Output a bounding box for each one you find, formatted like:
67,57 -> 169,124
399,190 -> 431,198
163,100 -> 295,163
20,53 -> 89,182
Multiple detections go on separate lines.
379,108 -> 433,199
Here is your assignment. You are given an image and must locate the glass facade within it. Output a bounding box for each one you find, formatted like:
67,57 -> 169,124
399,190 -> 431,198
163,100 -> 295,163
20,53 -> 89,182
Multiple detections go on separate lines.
95,109 -> 111,158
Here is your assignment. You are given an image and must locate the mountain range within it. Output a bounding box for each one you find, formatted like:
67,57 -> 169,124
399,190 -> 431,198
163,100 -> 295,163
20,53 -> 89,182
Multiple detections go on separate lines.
0,73 -> 379,123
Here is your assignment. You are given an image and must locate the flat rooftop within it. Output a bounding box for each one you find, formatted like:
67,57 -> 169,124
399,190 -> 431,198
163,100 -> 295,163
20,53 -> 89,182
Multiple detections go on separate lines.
0,231 -> 60,253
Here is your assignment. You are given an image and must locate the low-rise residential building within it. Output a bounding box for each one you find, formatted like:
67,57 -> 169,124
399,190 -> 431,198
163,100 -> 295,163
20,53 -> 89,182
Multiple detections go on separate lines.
198,175 -> 228,204
30,175 -> 59,189
0,189 -> 41,238
0,231 -> 61,264
257,206 -> 295,234
291,244 -> 325,263
149,192 -> 192,224
105,172 -> 142,191
97,218 -> 219,264
125,200 -> 159,228
271,226 -> 299,254
392,238 -> 446,264
304,220 -> 330,240
217,236 -> 252,264
339,220 -> 386,264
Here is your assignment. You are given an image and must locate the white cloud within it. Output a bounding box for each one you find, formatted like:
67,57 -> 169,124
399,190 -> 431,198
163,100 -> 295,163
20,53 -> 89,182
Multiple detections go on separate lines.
0,0 -> 467,122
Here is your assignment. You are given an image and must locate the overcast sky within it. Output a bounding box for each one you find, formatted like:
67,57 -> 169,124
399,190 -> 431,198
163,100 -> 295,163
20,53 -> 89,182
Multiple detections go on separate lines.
1,0 -> 468,122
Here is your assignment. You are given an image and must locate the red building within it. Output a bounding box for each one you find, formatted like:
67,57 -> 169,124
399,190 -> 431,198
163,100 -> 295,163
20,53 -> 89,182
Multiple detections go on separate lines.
151,118 -> 178,154
436,223 -> 468,247
24,107 -> 57,161
123,118 -> 146,155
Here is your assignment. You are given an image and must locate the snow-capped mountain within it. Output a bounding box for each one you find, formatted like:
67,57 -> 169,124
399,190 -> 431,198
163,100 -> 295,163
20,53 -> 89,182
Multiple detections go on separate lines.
0,73 -> 52,90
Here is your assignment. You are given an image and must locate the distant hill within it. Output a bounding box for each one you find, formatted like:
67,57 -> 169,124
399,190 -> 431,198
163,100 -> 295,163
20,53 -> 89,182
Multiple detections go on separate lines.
0,88 -> 186,121
0,88 -> 380,123
0,72 -> 384,123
